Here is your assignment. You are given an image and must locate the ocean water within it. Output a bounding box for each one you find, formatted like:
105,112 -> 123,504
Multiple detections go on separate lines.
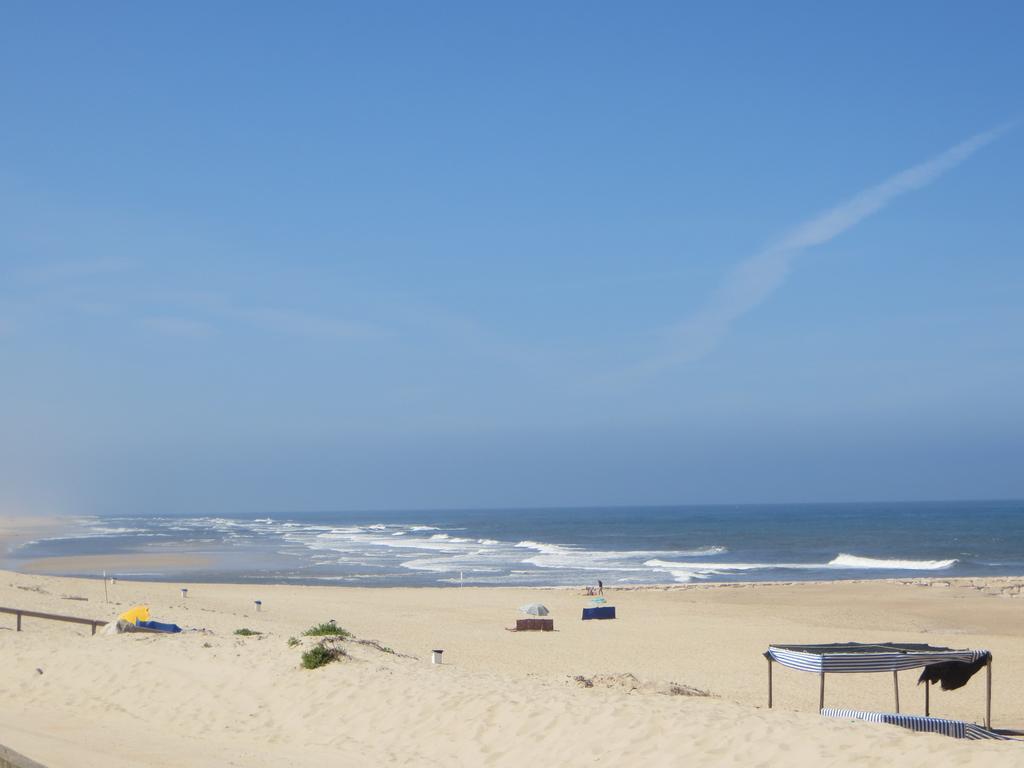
8,500 -> 1024,586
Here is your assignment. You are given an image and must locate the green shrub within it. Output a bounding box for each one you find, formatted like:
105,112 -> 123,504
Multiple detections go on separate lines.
301,644 -> 343,669
234,628 -> 261,636
287,636 -> 300,647
302,621 -> 351,639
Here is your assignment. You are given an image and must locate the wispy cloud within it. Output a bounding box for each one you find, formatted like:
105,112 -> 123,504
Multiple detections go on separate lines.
229,306 -> 380,340
151,292 -> 385,341
18,257 -> 133,283
143,315 -> 216,338
642,125 -> 1008,373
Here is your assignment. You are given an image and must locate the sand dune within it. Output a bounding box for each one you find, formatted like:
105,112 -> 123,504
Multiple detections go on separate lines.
0,571 -> 1021,766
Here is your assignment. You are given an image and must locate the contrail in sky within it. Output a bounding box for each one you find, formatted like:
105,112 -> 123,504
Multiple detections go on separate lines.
645,124 -> 1008,372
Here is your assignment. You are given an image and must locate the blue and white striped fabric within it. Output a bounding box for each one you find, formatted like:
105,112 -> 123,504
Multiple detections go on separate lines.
821,708 -> 1018,741
766,643 -> 989,673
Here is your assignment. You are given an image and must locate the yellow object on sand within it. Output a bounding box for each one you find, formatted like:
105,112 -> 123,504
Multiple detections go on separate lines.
119,605 -> 150,624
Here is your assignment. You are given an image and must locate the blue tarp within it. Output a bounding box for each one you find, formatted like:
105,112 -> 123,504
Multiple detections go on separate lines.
582,606 -> 616,620
136,620 -> 182,633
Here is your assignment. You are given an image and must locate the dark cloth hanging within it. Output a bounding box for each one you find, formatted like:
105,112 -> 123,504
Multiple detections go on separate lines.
917,652 -> 991,690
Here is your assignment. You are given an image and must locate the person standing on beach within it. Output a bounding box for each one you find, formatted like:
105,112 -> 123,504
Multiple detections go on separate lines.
598,580 -> 604,595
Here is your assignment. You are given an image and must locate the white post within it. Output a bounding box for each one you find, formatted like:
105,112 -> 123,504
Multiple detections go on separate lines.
431,649 -> 444,664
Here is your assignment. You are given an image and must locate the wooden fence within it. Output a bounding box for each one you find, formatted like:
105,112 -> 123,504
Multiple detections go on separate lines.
0,607 -> 107,636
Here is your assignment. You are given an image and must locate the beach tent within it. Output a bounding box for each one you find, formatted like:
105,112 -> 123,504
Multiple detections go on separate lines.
519,603 -> 549,616
764,643 -> 993,728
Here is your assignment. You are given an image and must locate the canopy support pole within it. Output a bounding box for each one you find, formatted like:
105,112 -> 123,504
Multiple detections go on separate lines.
767,657 -> 773,708
986,657 -> 992,729
924,679 -> 930,716
893,670 -> 900,713
819,672 -> 825,711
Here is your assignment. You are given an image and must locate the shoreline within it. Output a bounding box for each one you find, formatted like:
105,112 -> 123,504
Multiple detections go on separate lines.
6,550 -> 1024,592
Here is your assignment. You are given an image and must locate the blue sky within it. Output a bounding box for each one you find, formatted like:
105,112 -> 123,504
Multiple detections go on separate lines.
2,2 -> 1022,515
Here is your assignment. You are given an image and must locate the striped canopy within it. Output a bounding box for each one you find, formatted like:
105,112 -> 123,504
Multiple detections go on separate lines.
766,643 -> 990,674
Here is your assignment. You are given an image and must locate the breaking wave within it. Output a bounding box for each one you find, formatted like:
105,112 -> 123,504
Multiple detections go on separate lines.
644,553 -> 959,582
828,554 -> 958,570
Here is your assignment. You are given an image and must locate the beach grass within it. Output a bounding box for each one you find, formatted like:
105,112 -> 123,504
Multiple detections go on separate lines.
301,643 -> 344,669
302,621 -> 352,639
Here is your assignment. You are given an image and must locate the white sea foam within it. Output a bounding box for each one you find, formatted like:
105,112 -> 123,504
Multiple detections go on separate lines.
644,553 -> 959,583
644,559 -> 817,571
642,559 -> 815,582
828,554 -> 958,570
515,541 -> 728,572
90,526 -> 148,534
677,546 -> 728,557
400,557 -> 502,573
514,540 -> 575,555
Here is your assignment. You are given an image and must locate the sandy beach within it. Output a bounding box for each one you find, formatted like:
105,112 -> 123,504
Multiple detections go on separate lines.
0,567 -> 1022,767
